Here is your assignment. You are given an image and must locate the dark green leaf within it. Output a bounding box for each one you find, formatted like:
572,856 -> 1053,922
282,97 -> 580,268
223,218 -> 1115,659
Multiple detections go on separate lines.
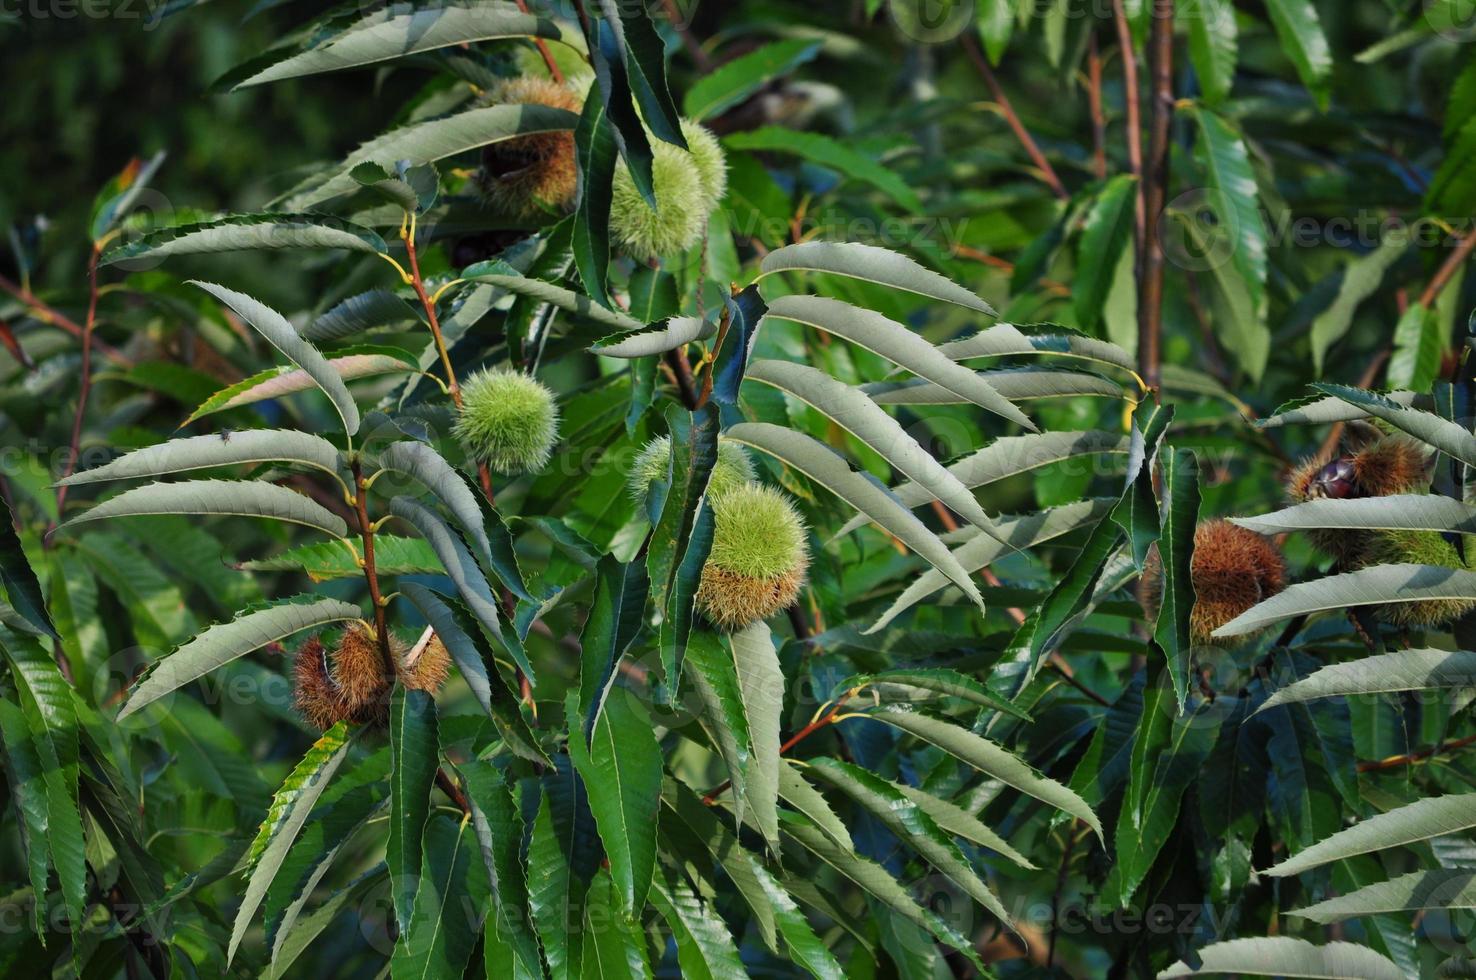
387,687 -> 437,931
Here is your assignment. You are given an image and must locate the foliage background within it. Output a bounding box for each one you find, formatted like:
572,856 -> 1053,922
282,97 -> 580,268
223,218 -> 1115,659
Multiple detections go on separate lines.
2,0 -> 1476,978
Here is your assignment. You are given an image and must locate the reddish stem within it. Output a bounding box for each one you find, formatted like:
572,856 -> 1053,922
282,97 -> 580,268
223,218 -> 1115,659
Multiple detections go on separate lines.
1135,0 -> 1175,397
510,0 -> 565,83
0,272 -> 130,366
1419,229 -> 1476,309
1087,34 -> 1108,181
1357,733 -> 1476,773
351,457 -> 397,676
403,224 -> 498,505
53,244 -> 103,529
961,34 -> 1069,201
1112,0 -> 1146,246
702,693 -> 855,804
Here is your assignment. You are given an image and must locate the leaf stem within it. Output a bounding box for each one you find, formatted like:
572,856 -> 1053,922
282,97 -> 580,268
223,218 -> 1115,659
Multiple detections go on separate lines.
1086,34 -> 1108,181
435,766 -> 471,814
1418,227 -> 1476,309
701,691 -> 857,805
53,242 -> 103,528
1357,732 -> 1476,773
510,0 -> 565,83
0,271 -> 130,366
693,289 -> 734,410
400,214 -> 498,504
1135,0 -> 1174,397
351,457 -> 397,677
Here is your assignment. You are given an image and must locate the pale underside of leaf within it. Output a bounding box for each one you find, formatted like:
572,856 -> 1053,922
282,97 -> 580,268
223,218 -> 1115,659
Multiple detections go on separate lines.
58,430 -> 342,486
1156,937 -> 1402,980
1233,495 -> 1476,535
189,354 -> 414,424
462,269 -> 644,332
1264,793 -> 1476,878
863,367 -> 1124,404
62,479 -> 349,538
723,421 -> 984,610
1258,649 -> 1476,712
869,705 -> 1102,839
761,295 -> 1033,429
1214,564 -> 1476,638
1291,868 -> 1476,924
237,3 -> 580,88
868,499 -> 1114,632
590,316 -> 714,357
120,597 -> 362,718
757,241 -> 996,314
835,430 -> 1126,539
284,104 -> 579,209
745,357 -> 997,532
190,280 -> 362,435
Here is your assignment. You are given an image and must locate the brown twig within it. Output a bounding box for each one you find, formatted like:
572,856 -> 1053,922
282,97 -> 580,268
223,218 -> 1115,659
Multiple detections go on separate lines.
1087,34 -> 1108,181
351,457 -> 397,677
951,244 -> 1073,296
1048,656 -> 1113,707
0,271 -> 131,366
659,0 -> 712,72
961,34 -> 1069,201
402,221 -> 498,504
1112,0 -> 1146,246
1135,0 -> 1175,396
703,692 -> 857,804
1418,229 -> 1476,309
404,228 -> 461,407
435,766 -> 472,813
510,0 -> 565,83
1315,348 -> 1392,462
665,348 -> 699,409
53,243 -> 103,527
1357,733 -> 1476,773
0,318 -> 29,367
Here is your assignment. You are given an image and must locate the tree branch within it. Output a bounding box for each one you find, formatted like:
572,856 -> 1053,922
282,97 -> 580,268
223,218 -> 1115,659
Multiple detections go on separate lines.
1087,34 -> 1108,181
1357,732 -> 1476,773
0,271 -> 131,367
961,34 -> 1069,201
510,0 -> 565,83
53,243 -> 103,527
402,219 -> 498,504
1135,0 -> 1175,396
1112,0 -> 1146,246
1418,228 -> 1476,310
351,457 -> 397,678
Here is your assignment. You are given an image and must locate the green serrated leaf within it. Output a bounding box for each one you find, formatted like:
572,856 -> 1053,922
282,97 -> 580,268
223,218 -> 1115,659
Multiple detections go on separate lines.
567,691 -> 660,917
387,687 -> 437,930
120,596 -> 360,718
103,214 -> 386,266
